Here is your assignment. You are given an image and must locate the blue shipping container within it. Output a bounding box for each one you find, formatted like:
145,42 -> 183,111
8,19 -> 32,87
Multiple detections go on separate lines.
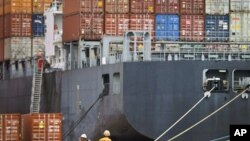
205,15 -> 229,41
32,14 -> 45,37
155,14 -> 179,41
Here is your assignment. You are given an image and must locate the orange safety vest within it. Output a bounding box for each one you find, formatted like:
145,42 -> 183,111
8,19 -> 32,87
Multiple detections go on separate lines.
99,137 -> 111,141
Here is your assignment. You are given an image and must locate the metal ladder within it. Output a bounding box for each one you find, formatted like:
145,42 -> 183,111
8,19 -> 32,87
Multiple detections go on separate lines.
30,60 -> 43,113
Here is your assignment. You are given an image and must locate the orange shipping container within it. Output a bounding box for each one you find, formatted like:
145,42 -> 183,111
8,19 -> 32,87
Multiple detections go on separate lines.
0,39 -> 3,61
21,113 -> 62,141
4,14 -> 32,37
105,14 -> 129,36
180,0 -> 204,14
180,15 -> 204,41
4,0 -> 32,14
0,114 -> 21,141
0,16 -> 3,39
63,14 -> 80,42
130,14 -> 155,37
80,13 -> 103,40
33,0 -> 52,14
63,0 -> 80,16
81,0 -> 104,13
105,0 -> 129,13
130,0 -> 154,14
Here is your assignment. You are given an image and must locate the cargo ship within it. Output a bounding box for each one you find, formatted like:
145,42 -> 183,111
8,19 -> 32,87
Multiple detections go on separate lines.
1,0 -> 250,141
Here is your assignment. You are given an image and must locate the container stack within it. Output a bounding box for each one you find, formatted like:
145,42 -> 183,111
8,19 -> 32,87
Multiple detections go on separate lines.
155,0 -> 180,41
230,0 -> 250,52
21,113 -> 62,141
205,0 -> 229,51
180,0 -> 205,41
0,114 -> 21,141
130,0 -> 155,37
105,0 -> 129,36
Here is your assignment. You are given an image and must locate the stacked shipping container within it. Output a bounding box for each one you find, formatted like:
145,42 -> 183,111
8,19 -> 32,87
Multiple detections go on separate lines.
1,0 -> 49,61
105,0 -> 129,36
0,114 -> 21,141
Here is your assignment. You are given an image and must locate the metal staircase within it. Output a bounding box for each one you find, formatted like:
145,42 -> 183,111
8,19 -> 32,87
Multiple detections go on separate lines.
30,60 -> 43,113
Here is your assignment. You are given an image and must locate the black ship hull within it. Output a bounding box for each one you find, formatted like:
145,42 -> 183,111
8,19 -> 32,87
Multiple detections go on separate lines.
0,61 -> 250,141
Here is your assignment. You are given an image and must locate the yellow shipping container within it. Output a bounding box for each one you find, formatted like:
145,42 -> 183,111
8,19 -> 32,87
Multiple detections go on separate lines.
33,0 -> 52,13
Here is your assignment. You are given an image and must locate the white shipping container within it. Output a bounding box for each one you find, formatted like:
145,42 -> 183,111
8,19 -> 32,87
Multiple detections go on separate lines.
230,13 -> 250,42
231,0 -> 250,12
33,37 -> 45,56
206,0 -> 229,14
4,37 -> 31,60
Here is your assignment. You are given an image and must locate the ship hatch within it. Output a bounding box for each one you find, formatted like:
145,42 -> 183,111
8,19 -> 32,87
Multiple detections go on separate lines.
203,69 -> 229,92
232,70 -> 250,93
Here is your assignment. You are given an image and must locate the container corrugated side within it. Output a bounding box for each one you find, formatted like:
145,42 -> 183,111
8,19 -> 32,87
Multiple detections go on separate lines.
130,14 -> 155,37
105,14 -> 129,36
32,37 -> 45,56
80,13 -> 103,40
231,0 -> 250,12
0,0 -> 3,16
0,39 -> 3,61
32,14 -> 45,37
230,12 -> 250,42
4,14 -> 32,37
155,0 -> 179,14
0,16 -> 3,39
0,114 -> 21,141
21,0 -> 32,14
180,15 -> 204,41
21,113 -> 62,141
105,0 -> 129,13
205,0 -> 229,15
131,0 -> 154,14
180,0 -> 204,14
63,0 -> 80,16
155,14 -> 179,41
80,0 -> 104,13
63,14 -> 80,42
4,37 -> 31,60
205,15 -> 229,41
4,0 -> 31,14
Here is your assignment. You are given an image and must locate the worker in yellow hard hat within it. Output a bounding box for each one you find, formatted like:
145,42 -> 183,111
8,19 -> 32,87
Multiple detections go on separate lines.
99,130 -> 111,141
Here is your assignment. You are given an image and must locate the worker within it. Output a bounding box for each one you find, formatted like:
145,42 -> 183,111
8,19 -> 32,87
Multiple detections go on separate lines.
79,133 -> 88,141
37,49 -> 44,71
99,130 -> 111,141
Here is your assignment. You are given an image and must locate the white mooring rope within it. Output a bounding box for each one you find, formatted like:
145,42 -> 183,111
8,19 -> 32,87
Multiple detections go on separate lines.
154,87 -> 216,141
168,89 -> 247,141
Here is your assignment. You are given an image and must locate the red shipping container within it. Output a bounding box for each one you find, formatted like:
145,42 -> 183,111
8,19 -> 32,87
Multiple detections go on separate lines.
130,14 -> 155,37
180,15 -> 204,41
63,14 -> 80,42
63,0 -> 80,16
81,0 -> 104,13
0,114 -> 21,141
0,39 -> 3,61
131,0 -> 154,14
21,113 -> 62,141
180,0 -> 204,14
155,0 -> 179,14
105,0 -> 129,13
0,16 -> 3,39
4,14 -> 31,37
105,14 -> 129,36
80,13 -> 103,40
